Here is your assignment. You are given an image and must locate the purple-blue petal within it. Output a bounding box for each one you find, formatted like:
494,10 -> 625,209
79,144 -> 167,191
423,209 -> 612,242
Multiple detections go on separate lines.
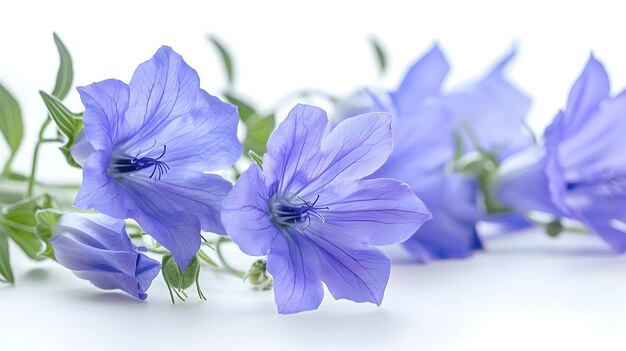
372,103 -> 454,178
70,130 -> 95,165
443,48 -> 532,156
316,178 -> 431,246
74,150 -> 136,219
263,103 -> 328,194
266,233 -> 324,314
494,146 -> 565,216
222,164 -> 281,256
130,208 -> 200,270
568,188 -> 626,252
391,44 -> 449,116
306,229 -> 391,305
76,79 -> 130,150
298,112 -> 393,197
126,46 -> 200,141
562,55 -> 610,131
402,173 -> 482,261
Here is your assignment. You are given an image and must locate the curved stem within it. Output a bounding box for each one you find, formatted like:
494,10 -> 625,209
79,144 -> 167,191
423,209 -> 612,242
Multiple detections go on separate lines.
27,117 -> 52,196
527,216 -> 589,235
215,237 -> 245,278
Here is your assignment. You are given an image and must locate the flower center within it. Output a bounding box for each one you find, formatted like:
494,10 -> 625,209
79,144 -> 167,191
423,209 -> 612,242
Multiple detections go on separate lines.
269,194 -> 329,230
110,145 -> 170,180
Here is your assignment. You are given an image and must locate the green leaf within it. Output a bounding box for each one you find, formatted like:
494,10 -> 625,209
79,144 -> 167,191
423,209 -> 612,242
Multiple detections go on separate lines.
0,226 -> 14,284
368,36 -> 387,75
207,35 -> 234,87
244,114 -> 275,156
34,209 -> 62,260
248,150 -> 264,170
223,92 -> 256,122
162,254 -> 200,291
39,91 -> 83,168
0,194 -> 53,261
51,33 -> 73,100
0,84 -> 23,175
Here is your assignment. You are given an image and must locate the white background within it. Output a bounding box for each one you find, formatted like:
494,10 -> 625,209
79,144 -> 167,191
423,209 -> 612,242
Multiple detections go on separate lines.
1,1 -> 626,350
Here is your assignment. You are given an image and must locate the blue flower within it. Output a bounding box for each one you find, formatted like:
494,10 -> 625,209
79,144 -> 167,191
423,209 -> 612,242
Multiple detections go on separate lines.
494,55 -> 626,251
221,104 -> 430,314
336,45 -> 531,261
50,213 -> 161,300
74,46 -> 242,269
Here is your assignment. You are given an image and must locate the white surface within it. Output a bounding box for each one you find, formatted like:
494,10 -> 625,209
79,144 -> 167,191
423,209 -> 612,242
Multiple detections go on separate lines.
2,229 -> 625,350
3,1 -> 626,350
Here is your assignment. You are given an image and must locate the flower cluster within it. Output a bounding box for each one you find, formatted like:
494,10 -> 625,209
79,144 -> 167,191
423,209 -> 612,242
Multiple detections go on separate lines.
1,34 -> 625,314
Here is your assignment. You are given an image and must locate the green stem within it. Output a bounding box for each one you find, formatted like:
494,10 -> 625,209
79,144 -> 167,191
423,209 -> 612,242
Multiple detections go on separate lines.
27,117 -> 52,196
478,170 -> 510,214
527,217 -> 589,235
2,154 -> 16,177
147,247 -> 169,255
197,250 -> 218,267
231,165 -> 241,180
41,138 -> 64,143
215,237 -> 245,278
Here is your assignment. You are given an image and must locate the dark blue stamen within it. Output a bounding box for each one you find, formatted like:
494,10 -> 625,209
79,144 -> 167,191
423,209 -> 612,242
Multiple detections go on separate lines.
270,194 -> 329,230
111,145 -> 170,180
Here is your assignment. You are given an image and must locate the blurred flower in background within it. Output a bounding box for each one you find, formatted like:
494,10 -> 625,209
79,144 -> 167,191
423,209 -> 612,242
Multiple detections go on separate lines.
494,55 -> 626,251
336,44 -> 532,262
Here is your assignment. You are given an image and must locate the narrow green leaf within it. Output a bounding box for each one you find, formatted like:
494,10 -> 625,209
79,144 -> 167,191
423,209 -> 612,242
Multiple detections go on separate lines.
0,226 -> 14,284
207,35 -> 234,86
51,33 -> 73,100
248,150 -> 264,170
368,36 -> 388,75
223,92 -> 256,122
244,114 -> 275,156
0,194 -> 53,260
0,84 -> 23,174
34,209 -> 62,260
40,91 -> 79,138
39,91 -> 83,168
